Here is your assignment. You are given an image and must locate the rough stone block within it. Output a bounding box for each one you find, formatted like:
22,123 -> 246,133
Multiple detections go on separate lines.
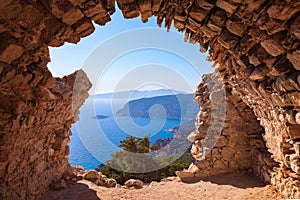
152,0 -> 163,13
174,10 -> 186,22
244,0 -> 266,12
62,8 -> 84,25
176,171 -> 196,179
272,77 -> 300,94
16,5 -> 43,29
186,17 -> 201,32
0,44 -> 23,64
267,2 -> 299,21
248,55 -> 261,66
286,91 -> 300,106
82,3 -> 106,18
226,19 -> 248,37
83,170 -> 100,181
288,125 -> 300,140
137,0 -> 151,12
94,15 -> 111,26
212,160 -> 229,174
258,17 -> 287,35
215,135 -> 227,147
120,3 -> 140,19
221,147 -> 235,160
235,34 -> 258,55
0,2 -> 22,20
287,50 -> 300,71
291,159 -> 300,174
207,20 -> 222,35
249,65 -> 269,81
75,21 -> 95,37
103,0 -> 116,14
195,0 -> 214,10
210,9 -> 227,27
261,39 -> 285,57
211,148 -> 222,158
124,179 -> 144,188
291,15 -> 300,40
140,11 -> 153,22
217,29 -> 239,49
216,0 -> 238,15
189,5 -> 209,23
173,20 -> 185,30
200,25 -> 218,38
68,0 -> 86,6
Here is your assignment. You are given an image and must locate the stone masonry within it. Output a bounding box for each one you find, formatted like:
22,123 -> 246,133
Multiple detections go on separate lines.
177,71 -> 272,185
0,0 -> 299,199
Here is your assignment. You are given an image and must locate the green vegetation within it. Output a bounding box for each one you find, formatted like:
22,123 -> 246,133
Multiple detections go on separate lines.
98,135 -> 194,184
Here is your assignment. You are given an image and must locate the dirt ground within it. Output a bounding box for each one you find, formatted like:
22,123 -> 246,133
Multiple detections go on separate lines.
43,173 -> 283,200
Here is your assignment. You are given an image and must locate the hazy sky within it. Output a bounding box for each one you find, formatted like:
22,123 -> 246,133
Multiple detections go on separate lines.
48,8 -> 213,94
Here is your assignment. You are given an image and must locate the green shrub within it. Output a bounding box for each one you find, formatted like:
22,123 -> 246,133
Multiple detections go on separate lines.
98,135 -> 194,184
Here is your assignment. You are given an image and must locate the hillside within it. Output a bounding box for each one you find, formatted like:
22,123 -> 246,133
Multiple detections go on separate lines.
152,120 -> 196,155
116,94 -> 199,120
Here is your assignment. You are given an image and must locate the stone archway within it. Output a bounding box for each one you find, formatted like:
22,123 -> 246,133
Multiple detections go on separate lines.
0,0 -> 299,199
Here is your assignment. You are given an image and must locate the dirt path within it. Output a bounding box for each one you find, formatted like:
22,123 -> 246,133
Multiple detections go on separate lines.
43,173 -> 283,200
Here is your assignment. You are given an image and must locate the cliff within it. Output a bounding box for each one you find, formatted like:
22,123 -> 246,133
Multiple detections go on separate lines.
116,94 -> 199,120
152,120 -> 195,155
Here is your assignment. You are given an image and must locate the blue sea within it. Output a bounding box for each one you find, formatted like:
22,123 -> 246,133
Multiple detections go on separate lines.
69,98 -> 184,170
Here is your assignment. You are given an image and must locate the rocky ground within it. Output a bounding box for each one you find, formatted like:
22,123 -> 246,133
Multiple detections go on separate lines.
43,173 -> 283,200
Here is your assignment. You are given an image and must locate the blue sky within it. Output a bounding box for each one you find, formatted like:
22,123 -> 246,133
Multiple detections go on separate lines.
48,8 -> 213,94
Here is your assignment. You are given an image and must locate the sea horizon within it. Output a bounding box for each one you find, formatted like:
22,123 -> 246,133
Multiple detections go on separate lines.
68,91 -> 195,170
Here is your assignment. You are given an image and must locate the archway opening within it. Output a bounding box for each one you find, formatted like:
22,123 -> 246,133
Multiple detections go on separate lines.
2,0 -> 298,199
48,7 -> 213,173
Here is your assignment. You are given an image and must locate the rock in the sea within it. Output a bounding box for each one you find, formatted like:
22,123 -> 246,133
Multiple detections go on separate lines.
124,179 -> 144,189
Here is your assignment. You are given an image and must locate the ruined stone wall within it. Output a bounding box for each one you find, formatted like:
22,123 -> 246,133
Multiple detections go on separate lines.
0,67 -> 91,199
177,71 -> 271,183
0,0 -> 299,199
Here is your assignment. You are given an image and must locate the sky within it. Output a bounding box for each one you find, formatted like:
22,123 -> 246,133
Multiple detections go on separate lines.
48,8 -> 213,94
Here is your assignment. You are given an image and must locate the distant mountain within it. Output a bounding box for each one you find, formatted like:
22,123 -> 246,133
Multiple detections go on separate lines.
116,94 -> 199,120
92,89 -> 188,101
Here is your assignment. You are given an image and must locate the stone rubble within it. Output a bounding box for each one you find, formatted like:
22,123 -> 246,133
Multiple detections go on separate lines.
124,179 -> 144,189
67,168 -> 117,188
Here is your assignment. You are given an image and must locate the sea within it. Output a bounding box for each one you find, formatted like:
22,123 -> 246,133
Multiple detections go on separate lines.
68,97 -> 184,170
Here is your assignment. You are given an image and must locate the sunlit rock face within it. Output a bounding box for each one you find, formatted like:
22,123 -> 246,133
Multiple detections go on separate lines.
0,0 -> 299,199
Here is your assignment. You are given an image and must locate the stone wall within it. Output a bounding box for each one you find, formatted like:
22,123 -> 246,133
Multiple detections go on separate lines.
177,71 -> 273,183
0,0 -> 299,199
0,67 -> 91,199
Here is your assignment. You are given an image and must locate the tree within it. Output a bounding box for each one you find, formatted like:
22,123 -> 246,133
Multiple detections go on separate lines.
119,135 -> 155,153
138,136 -> 150,153
119,135 -> 138,152
98,135 -> 194,184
